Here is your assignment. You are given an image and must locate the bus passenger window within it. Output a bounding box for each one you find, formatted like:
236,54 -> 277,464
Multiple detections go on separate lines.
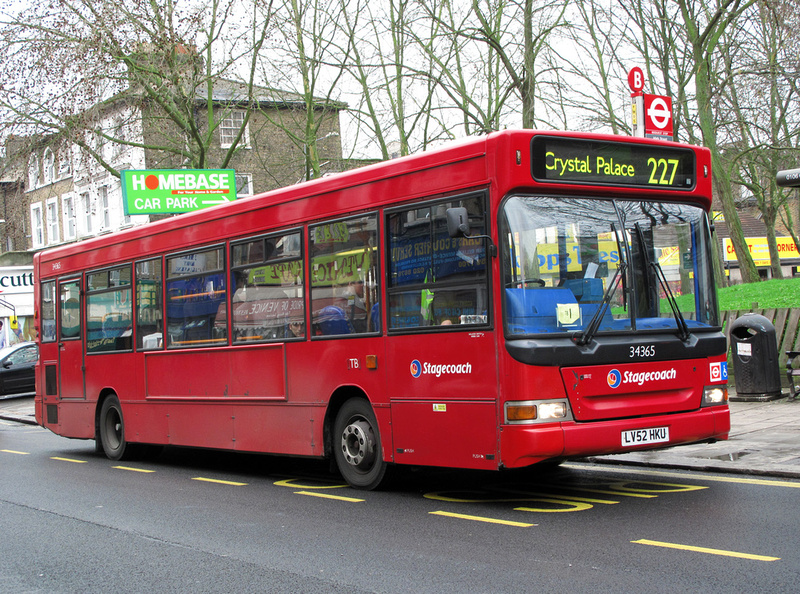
230,231 -> 304,342
309,214 -> 379,336
41,281 -> 57,343
136,259 -> 163,350
165,247 -> 227,348
386,194 -> 489,331
86,265 -> 133,353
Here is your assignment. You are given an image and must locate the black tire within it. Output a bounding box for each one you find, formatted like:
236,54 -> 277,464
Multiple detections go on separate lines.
333,399 -> 388,490
99,395 -> 132,461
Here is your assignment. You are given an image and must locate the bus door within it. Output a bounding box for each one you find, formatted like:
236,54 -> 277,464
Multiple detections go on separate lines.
58,278 -> 85,399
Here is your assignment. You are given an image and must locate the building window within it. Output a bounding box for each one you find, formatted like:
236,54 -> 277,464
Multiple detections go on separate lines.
219,110 -> 250,149
46,198 -> 59,244
28,155 -> 40,189
236,173 -> 253,197
43,148 -> 55,185
58,151 -> 72,179
81,192 -> 93,236
99,186 -> 111,229
31,203 -> 44,248
62,193 -> 77,241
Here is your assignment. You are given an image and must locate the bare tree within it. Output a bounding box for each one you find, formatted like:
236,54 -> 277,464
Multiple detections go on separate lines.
0,0 -> 275,176
675,0 -> 760,283
718,0 -> 800,278
257,0 -> 349,180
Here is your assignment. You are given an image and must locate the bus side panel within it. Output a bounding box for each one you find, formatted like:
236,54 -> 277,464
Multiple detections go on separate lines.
143,345 -> 287,399
52,401 -> 96,439
230,403 -> 327,455
391,399 -> 497,469
386,331 -> 499,469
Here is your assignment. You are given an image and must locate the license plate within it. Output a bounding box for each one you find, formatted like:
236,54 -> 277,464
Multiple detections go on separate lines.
621,426 -> 669,447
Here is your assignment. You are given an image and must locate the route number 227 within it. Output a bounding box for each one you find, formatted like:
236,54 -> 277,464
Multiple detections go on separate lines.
647,157 -> 679,185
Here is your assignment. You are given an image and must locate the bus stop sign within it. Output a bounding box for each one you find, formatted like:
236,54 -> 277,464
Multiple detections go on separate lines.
643,94 -> 673,140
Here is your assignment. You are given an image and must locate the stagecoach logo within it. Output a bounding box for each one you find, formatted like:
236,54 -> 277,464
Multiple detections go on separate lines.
410,359 -> 473,378
607,369 -> 622,389
607,367 -> 678,388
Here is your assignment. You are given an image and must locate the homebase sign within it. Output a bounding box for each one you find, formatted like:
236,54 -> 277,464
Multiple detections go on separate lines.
121,169 -> 238,214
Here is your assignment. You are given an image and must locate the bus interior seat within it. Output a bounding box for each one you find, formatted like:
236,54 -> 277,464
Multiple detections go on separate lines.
317,306 -> 352,335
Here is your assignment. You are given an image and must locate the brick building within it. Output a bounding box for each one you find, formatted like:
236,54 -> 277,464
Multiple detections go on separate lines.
0,78 -> 346,254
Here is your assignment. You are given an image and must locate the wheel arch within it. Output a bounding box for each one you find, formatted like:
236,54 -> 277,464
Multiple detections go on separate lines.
94,388 -> 120,442
323,385 -> 371,460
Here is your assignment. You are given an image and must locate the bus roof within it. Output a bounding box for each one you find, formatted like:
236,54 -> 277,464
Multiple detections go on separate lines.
35,130 -> 712,276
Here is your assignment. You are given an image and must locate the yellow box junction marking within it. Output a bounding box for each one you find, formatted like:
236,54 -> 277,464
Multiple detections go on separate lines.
274,478 -> 349,490
51,457 -> 87,464
192,477 -> 247,486
113,466 -> 156,473
1,449 -> 29,455
294,490 -> 365,502
429,511 -> 535,527
633,539 -> 780,562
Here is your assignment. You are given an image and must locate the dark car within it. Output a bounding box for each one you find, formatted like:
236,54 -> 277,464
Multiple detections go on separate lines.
0,342 -> 38,399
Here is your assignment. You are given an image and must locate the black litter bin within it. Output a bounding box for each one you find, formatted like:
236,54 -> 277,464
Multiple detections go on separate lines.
729,313 -> 782,401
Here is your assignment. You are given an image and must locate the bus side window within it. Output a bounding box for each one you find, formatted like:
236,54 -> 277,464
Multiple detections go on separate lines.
165,247 -> 227,348
386,194 -> 489,331
230,231 -> 305,343
86,265 -> 133,353
309,214 -> 379,337
136,259 -> 163,350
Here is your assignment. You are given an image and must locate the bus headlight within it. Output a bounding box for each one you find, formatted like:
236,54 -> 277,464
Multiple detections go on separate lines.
538,402 -> 568,420
504,400 -> 572,424
702,385 -> 728,406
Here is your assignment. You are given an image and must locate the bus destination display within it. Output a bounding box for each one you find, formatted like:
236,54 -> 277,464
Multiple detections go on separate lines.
531,136 -> 696,189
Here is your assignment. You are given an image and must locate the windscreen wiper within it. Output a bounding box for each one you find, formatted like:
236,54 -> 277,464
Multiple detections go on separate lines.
634,223 -> 690,341
574,261 -> 627,346
611,222 -> 627,311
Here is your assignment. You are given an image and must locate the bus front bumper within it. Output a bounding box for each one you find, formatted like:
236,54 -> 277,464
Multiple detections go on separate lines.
500,405 -> 730,469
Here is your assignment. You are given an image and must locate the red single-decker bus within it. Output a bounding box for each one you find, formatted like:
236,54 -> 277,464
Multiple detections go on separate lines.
34,130 -> 730,489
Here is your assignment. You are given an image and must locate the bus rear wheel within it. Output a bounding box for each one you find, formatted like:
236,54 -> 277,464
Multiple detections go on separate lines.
99,395 -> 132,461
333,399 -> 387,490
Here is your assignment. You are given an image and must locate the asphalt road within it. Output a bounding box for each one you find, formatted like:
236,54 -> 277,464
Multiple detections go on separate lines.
2,420 -> 799,593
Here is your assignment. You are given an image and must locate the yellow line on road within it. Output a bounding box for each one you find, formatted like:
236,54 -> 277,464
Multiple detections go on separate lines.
51,457 -> 87,464
294,490 -> 365,502
632,539 -> 780,561
192,477 -> 247,486
564,463 -> 800,489
1,449 -> 29,455
113,466 -> 155,473
429,511 -> 535,527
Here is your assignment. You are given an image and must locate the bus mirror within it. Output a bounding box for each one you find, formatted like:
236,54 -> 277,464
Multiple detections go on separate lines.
445,206 -> 497,258
446,207 -> 470,238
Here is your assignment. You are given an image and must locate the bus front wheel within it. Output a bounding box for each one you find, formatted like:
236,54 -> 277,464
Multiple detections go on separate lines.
333,399 -> 387,490
99,395 -> 131,461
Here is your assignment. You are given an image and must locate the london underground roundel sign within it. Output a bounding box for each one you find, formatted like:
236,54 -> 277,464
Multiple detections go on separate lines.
644,94 -> 673,138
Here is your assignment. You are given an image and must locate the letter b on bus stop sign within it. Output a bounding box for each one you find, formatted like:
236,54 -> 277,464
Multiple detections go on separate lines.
628,67 -> 645,93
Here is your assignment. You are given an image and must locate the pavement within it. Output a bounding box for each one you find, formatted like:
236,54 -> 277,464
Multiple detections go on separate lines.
3,390 -> 800,479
